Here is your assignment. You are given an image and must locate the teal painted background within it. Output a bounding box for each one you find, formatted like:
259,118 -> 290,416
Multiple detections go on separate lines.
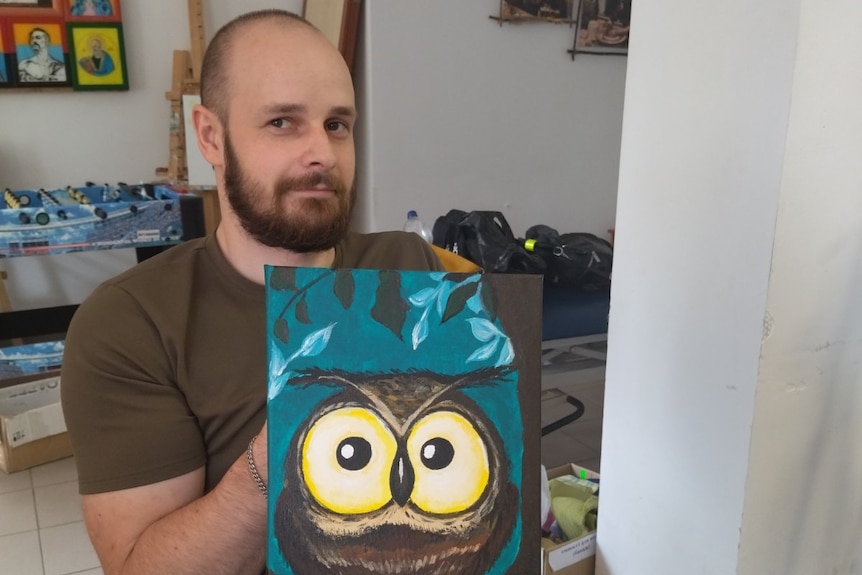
265,267 -> 526,575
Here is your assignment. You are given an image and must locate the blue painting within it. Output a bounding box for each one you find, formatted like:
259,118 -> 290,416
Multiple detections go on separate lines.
266,268 -> 541,575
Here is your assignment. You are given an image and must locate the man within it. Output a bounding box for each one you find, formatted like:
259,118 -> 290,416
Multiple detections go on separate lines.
61,10 -> 471,575
78,36 -> 114,77
18,27 -> 66,83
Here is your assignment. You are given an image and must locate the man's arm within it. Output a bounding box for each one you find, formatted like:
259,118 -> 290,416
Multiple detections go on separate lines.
83,427 -> 268,575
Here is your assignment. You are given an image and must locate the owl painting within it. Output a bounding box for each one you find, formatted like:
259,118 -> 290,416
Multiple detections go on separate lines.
266,268 -> 542,575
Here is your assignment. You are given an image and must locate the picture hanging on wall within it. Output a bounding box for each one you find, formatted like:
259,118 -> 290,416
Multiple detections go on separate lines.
492,0 -> 575,24
64,0 -> 121,23
0,21 -> 11,86
11,18 -> 70,86
572,0 -> 631,55
66,21 -> 126,90
0,0 -> 63,18
0,0 -> 125,90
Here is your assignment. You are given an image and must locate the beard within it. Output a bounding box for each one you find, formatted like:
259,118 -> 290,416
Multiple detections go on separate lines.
223,132 -> 354,253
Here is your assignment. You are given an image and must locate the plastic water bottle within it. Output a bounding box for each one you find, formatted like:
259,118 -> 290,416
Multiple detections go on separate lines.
403,210 -> 433,243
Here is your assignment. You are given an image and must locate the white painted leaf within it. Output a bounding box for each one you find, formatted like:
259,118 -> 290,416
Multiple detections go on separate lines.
409,287 -> 439,307
288,323 -> 336,363
412,306 -> 431,350
268,375 -> 287,401
468,318 -> 501,342
467,339 -> 500,363
269,340 -> 289,378
496,337 -> 515,367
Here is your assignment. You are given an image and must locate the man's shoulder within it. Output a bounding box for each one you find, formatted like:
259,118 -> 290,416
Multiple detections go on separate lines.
70,237 -> 211,336
337,231 -> 444,271
97,237 -> 209,293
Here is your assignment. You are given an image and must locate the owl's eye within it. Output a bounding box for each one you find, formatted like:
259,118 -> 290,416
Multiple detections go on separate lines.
302,406 -> 397,514
337,437 -> 372,470
421,438 -> 454,470
407,410 -> 490,514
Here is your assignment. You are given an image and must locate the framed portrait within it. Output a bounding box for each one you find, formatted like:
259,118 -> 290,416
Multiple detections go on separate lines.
498,0 -> 574,23
66,21 -> 126,90
64,0 -> 120,22
573,0 -> 631,55
0,20 -> 12,86
0,0 -> 62,18
11,18 -> 70,86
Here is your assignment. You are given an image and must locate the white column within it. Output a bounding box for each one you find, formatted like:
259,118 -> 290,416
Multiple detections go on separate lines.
597,0 -> 803,573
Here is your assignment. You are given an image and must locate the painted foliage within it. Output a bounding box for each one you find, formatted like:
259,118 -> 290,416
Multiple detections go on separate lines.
266,267 -> 541,575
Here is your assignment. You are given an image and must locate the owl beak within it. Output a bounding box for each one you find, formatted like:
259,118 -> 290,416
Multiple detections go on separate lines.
389,447 -> 415,507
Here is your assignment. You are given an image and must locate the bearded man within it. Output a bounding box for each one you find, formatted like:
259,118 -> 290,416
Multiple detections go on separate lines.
61,10 -> 460,575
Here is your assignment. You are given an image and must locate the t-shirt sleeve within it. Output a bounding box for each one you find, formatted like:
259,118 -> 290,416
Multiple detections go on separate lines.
61,283 -> 206,494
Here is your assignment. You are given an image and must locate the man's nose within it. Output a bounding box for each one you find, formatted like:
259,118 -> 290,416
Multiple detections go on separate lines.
299,126 -> 337,172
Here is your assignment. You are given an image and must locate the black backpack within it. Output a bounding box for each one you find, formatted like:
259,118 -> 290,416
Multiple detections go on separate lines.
432,210 -> 546,274
525,225 -> 613,292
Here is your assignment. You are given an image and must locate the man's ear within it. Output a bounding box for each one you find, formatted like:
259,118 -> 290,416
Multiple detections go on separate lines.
193,104 -> 225,167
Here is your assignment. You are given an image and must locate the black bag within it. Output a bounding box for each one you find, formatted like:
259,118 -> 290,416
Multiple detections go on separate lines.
432,210 -> 546,274
525,225 -> 613,292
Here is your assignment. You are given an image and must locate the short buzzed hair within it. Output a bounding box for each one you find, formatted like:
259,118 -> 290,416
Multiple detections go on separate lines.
200,10 -> 316,122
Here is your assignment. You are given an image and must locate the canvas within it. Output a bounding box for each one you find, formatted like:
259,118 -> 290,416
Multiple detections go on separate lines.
265,267 -> 542,575
11,18 -> 69,85
66,21 -> 126,90
574,0 -> 631,55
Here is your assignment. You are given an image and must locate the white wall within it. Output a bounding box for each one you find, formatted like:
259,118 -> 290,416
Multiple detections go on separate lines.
358,0 -> 626,237
601,0 -> 862,573
737,0 -> 862,573
0,0 -> 302,310
597,0 -> 801,573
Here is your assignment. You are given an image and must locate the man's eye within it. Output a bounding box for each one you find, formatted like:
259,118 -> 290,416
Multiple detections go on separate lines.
326,120 -> 349,133
270,118 -> 290,129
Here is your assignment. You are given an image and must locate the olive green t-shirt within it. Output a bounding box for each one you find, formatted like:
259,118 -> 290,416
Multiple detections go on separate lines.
61,232 -> 444,495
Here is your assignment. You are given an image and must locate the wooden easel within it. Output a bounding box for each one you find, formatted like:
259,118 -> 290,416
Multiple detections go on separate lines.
0,271 -> 25,345
155,0 -> 206,183
0,271 -> 12,314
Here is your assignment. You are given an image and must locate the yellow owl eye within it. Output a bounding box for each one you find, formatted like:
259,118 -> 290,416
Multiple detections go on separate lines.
302,406 -> 397,514
406,410 -> 490,514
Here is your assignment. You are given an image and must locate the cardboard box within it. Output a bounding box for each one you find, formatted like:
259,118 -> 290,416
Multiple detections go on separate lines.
0,372 -> 72,474
542,463 -> 600,575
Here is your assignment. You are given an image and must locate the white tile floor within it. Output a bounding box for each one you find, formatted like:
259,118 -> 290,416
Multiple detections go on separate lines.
0,378 -> 603,575
0,456 -> 102,575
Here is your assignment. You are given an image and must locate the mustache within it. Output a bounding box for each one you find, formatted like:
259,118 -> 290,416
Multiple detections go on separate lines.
274,172 -> 345,197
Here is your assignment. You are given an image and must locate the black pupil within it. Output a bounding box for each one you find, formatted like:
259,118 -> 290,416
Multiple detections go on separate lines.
421,438 -> 454,470
336,437 -> 372,471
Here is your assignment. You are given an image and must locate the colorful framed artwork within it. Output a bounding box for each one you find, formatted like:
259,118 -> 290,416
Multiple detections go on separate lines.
66,21 -> 126,90
265,267 -> 542,575
11,18 -> 69,86
497,0 -> 575,23
64,0 -> 120,22
0,20 -> 11,86
573,0 -> 631,55
0,0 -> 63,18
